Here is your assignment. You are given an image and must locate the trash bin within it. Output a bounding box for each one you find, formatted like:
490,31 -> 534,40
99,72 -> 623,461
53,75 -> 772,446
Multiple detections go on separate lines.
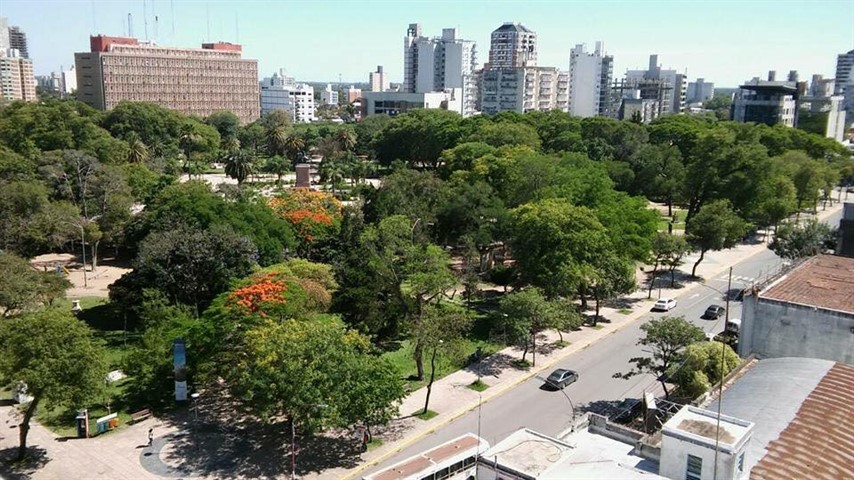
108,417 -> 119,429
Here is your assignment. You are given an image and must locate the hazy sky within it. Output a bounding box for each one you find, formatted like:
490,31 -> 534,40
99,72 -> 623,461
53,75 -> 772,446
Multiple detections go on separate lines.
2,0 -> 853,87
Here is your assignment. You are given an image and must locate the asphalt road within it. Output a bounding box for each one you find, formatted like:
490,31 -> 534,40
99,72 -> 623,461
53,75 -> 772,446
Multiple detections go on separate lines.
364,207 -> 844,475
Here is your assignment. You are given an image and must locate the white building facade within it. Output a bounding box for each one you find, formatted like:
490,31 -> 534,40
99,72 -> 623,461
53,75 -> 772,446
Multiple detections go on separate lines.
369,65 -> 389,92
480,66 -> 568,115
403,24 -> 477,116
568,41 -> 612,117
320,83 -> 339,106
259,70 -> 315,123
687,78 -> 715,103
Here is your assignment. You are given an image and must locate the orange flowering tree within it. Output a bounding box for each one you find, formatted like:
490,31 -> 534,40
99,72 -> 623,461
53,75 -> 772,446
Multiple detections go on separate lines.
268,188 -> 342,256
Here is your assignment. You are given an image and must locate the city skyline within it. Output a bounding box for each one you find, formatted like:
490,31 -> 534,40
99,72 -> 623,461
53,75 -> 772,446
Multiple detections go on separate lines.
1,0 -> 852,87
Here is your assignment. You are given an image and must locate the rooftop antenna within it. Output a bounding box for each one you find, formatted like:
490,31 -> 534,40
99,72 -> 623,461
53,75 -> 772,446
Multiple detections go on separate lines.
152,0 -> 158,41
128,13 -> 134,38
143,0 -> 149,41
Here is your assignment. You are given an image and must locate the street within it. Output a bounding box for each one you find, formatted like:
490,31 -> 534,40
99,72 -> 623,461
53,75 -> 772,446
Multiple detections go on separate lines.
364,207 -> 843,475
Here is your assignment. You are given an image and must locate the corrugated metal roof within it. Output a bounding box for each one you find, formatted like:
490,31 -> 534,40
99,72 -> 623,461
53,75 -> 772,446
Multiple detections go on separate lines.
761,255 -> 854,314
750,362 -> 854,480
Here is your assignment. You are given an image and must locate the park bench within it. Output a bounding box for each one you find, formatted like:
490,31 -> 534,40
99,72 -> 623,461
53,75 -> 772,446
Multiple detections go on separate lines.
131,409 -> 152,424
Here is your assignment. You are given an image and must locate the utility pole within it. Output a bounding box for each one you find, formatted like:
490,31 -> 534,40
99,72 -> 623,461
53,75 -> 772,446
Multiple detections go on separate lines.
713,266 -> 732,480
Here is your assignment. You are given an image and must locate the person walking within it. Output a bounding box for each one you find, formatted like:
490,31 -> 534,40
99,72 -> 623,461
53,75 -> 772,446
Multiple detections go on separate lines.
147,427 -> 154,447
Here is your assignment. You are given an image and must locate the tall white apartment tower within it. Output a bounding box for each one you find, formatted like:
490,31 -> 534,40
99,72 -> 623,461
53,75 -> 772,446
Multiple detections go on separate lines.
568,42 -> 612,117
403,23 -> 422,93
833,49 -> 854,95
488,23 -> 536,69
402,24 -> 477,116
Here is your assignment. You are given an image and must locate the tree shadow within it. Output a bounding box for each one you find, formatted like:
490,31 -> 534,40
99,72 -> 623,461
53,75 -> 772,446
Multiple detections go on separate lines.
0,447 -> 50,480
578,398 -> 642,423
603,296 -> 646,310
463,352 -> 517,378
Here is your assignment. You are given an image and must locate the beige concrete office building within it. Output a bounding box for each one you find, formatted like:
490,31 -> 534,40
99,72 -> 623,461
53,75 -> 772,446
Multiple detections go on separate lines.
75,35 -> 259,124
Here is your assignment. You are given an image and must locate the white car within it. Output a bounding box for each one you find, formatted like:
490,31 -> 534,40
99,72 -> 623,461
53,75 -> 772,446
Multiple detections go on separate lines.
652,298 -> 677,311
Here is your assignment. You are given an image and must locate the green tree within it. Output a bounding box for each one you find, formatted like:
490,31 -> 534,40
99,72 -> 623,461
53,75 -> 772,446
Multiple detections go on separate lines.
126,136 -> 150,164
702,94 -> 733,120
589,253 -> 636,326
263,154 -> 291,186
511,199 -> 613,299
686,200 -> 749,277
647,233 -> 691,297
630,144 -> 685,215
0,310 -> 108,460
206,111 -> 240,145
497,287 -> 559,365
416,304 -> 472,413
614,315 -> 705,398
0,252 -> 71,317
770,219 -> 837,260
375,109 -> 463,169
353,114 -> 392,157
792,160 -> 825,214
753,175 -> 797,236
121,225 -> 258,316
671,341 -> 740,399
224,317 -> 404,434
283,134 -> 307,166
319,155 -> 346,196
224,149 -> 256,187
467,122 -> 542,149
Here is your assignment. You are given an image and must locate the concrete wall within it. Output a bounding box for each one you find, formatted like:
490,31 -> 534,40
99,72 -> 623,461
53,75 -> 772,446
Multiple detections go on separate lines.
740,295 -> 854,364
660,433 -> 741,480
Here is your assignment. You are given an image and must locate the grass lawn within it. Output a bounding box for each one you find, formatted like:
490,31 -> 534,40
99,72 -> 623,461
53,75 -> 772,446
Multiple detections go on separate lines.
412,409 -> 438,421
467,379 -> 489,392
33,297 -> 143,437
657,209 -> 687,232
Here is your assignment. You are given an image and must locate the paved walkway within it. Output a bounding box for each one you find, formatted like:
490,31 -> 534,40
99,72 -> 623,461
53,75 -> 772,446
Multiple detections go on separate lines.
0,200 -> 845,480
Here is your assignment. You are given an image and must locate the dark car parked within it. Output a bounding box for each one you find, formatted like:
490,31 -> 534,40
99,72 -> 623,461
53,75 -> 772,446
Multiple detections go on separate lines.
703,304 -> 725,319
546,368 -> 579,389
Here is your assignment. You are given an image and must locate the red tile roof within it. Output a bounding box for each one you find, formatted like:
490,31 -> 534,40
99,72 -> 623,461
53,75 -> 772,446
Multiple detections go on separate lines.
761,255 -> 854,314
750,363 -> 854,480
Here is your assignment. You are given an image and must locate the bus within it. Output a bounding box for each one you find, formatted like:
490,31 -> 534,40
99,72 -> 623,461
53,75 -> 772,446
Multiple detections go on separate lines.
363,433 -> 489,480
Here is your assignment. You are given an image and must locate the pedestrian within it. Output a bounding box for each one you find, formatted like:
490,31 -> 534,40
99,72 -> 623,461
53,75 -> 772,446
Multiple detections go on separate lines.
147,427 -> 154,446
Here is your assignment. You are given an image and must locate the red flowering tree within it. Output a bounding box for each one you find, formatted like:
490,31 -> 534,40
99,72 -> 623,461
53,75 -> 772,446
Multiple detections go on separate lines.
268,188 -> 342,256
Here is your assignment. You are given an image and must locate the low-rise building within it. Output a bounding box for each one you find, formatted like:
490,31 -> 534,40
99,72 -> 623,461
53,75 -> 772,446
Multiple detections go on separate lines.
320,83 -> 339,106
732,72 -> 799,127
739,253 -> 854,364
361,89 -> 463,117
687,78 -> 715,103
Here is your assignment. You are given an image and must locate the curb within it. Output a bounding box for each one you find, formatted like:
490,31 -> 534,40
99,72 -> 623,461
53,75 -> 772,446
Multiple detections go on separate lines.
345,202 -> 845,479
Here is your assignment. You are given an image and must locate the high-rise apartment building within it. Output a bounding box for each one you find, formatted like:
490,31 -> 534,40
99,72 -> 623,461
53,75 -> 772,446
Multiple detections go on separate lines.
75,35 -> 259,124
481,66 -> 567,115
0,18 -> 8,53
369,65 -> 390,92
687,78 -> 715,103
568,42 -> 612,117
833,49 -> 854,95
402,24 -> 477,116
8,26 -> 28,59
0,52 -> 37,102
488,23 -> 536,69
259,70 -> 315,123
614,54 -> 687,117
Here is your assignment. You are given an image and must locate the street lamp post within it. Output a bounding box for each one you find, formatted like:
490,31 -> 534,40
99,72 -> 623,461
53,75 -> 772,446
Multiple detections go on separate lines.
535,374 -> 576,421
190,392 -> 200,422
712,267 -> 732,480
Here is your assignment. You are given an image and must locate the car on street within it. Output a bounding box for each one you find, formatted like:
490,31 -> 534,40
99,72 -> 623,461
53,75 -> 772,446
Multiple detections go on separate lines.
703,304 -> 725,319
652,298 -> 677,311
545,368 -> 579,389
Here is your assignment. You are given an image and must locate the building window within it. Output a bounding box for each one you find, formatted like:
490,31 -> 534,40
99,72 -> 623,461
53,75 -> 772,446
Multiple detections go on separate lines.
686,454 -> 702,480
738,453 -> 745,472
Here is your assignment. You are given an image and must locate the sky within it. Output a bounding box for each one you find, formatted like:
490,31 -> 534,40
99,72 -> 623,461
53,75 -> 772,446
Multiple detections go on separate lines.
2,0 -> 853,88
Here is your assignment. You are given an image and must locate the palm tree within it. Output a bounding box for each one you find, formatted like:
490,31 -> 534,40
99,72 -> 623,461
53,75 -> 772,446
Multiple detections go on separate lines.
317,136 -> 340,162
336,129 -> 357,152
283,134 -> 307,167
224,150 -> 255,188
179,124 -> 200,178
127,138 -> 149,163
223,136 -> 241,153
319,156 -> 345,196
263,155 -> 290,186
266,125 -> 289,156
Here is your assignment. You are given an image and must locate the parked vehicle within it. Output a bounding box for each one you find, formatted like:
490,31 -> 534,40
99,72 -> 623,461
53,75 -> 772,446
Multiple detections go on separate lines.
725,318 -> 741,334
546,368 -> 579,389
652,298 -> 677,311
703,305 -> 725,319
